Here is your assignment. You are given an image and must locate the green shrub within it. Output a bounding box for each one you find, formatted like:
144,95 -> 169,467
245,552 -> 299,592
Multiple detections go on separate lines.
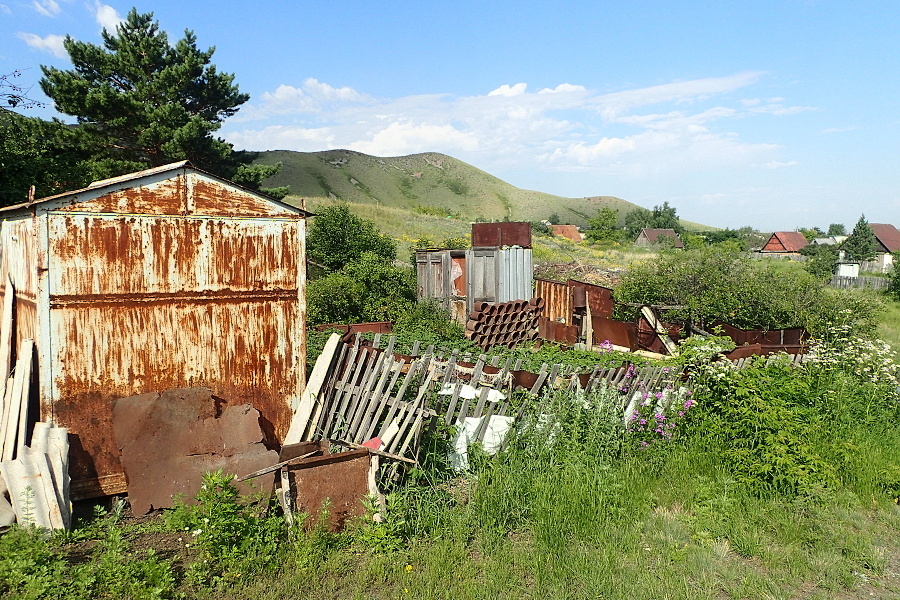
307,252 -> 416,325
614,247 -> 882,335
164,470 -> 287,588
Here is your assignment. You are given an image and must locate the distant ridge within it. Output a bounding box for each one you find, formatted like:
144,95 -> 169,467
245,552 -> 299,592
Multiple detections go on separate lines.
255,149 -> 636,226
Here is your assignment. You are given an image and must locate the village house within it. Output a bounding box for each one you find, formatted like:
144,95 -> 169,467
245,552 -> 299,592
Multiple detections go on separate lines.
759,231 -> 809,256
866,223 -> 900,272
549,224 -> 584,243
634,228 -> 684,248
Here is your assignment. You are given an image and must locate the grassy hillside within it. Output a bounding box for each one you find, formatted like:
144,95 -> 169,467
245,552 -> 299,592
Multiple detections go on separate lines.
258,149 -> 637,227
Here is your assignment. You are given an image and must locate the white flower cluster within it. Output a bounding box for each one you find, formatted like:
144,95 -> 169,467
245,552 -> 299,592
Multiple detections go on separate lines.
805,315 -> 900,392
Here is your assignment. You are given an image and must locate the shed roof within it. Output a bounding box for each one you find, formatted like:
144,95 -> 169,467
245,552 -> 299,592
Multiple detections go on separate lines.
762,231 -> 808,253
639,228 -> 684,248
0,160 -> 311,217
869,223 -> 900,253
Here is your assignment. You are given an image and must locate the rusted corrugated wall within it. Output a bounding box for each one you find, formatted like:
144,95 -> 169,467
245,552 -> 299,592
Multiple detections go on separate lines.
1,166 -> 307,498
534,278 -> 574,324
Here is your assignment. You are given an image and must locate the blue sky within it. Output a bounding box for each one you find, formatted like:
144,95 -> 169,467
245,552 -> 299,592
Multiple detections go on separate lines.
2,0 -> 899,231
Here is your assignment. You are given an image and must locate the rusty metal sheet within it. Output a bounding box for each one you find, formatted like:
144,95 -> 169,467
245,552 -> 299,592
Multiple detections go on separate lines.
288,449 -> 371,531
40,181 -> 303,497
51,171 -> 302,219
48,215 -> 301,297
567,279 -> 615,319
637,316 -> 681,355
715,322 -> 807,346
725,344 -> 806,360
537,317 -> 578,346
111,387 -> 279,514
591,317 -> 637,350
534,279 -> 574,324
471,222 -> 532,248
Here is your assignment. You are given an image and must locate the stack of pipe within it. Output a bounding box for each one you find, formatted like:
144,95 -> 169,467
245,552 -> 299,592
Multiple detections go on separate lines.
464,298 -> 545,349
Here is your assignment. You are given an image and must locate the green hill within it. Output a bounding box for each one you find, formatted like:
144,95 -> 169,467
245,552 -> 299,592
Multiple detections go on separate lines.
256,149 -> 634,226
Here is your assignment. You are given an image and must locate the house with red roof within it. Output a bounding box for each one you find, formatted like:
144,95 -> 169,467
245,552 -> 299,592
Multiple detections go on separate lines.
550,224 -> 584,243
760,231 -> 809,255
866,223 -> 900,272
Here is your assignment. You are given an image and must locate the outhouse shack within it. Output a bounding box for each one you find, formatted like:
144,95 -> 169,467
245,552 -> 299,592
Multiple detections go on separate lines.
0,161 -> 309,498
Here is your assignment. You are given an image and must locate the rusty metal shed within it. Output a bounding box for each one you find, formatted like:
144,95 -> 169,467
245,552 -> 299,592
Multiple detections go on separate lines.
0,161 -> 310,498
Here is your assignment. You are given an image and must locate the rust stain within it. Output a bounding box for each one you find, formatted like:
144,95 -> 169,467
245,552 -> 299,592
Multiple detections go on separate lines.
54,176 -> 186,215
190,179 -> 300,218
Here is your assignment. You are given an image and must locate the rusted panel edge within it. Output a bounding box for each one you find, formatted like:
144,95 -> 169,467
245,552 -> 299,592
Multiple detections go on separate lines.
50,289 -> 299,308
48,210 -> 305,222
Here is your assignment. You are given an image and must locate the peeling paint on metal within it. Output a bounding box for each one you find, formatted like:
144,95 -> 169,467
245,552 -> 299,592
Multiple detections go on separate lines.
0,168 -> 307,498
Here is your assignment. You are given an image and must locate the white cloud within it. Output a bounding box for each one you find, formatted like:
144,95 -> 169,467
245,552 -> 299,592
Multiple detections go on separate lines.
349,121 -> 479,156
92,1 -> 123,32
0,5 -> 12,15
488,83 -> 527,97
821,126 -> 857,134
759,160 -> 799,169
226,125 -> 336,151
235,78 -> 371,121
32,0 -> 60,17
538,83 -> 587,94
17,32 -> 67,58
224,71 -> 802,183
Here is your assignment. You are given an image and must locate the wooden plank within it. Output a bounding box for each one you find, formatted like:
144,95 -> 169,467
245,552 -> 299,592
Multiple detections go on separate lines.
473,388 -> 496,441
309,340 -> 350,438
360,357 -> 407,442
376,359 -> 423,440
0,374 -> 14,460
15,339 -> 33,457
470,386 -> 488,420
0,276 -> 13,382
279,466 -> 293,528
347,342 -> 395,441
385,361 -> 436,454
3,339 -> 32,461
284,333 -> 342,444
443,381 -> 465,426
332,439 -> 417,465
344,347 -> 390,439
321,339 -> 362,439
237,450 -> 320,481
529,363 -> 549,396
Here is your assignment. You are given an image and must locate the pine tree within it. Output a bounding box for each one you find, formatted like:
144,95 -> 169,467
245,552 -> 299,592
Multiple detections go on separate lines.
842,215 -> 878,262
39,9 -> 285,197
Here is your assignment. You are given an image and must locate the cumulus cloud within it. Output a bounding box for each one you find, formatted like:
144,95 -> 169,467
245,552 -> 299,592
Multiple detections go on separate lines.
17,32 -> 67,58
223,71 -> 804,181
93,1 -> 123,32
32,0 -> 60,17
488,83 -> 528,97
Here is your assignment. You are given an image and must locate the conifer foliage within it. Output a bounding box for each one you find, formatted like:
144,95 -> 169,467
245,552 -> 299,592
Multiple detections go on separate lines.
39,9 -> 285,197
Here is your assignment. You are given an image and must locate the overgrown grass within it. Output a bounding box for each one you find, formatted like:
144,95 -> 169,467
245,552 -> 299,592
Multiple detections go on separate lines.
877,297 -> 900,351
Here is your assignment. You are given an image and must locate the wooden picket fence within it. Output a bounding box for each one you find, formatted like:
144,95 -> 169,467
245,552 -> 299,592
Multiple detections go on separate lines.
286,334 -> 687,463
